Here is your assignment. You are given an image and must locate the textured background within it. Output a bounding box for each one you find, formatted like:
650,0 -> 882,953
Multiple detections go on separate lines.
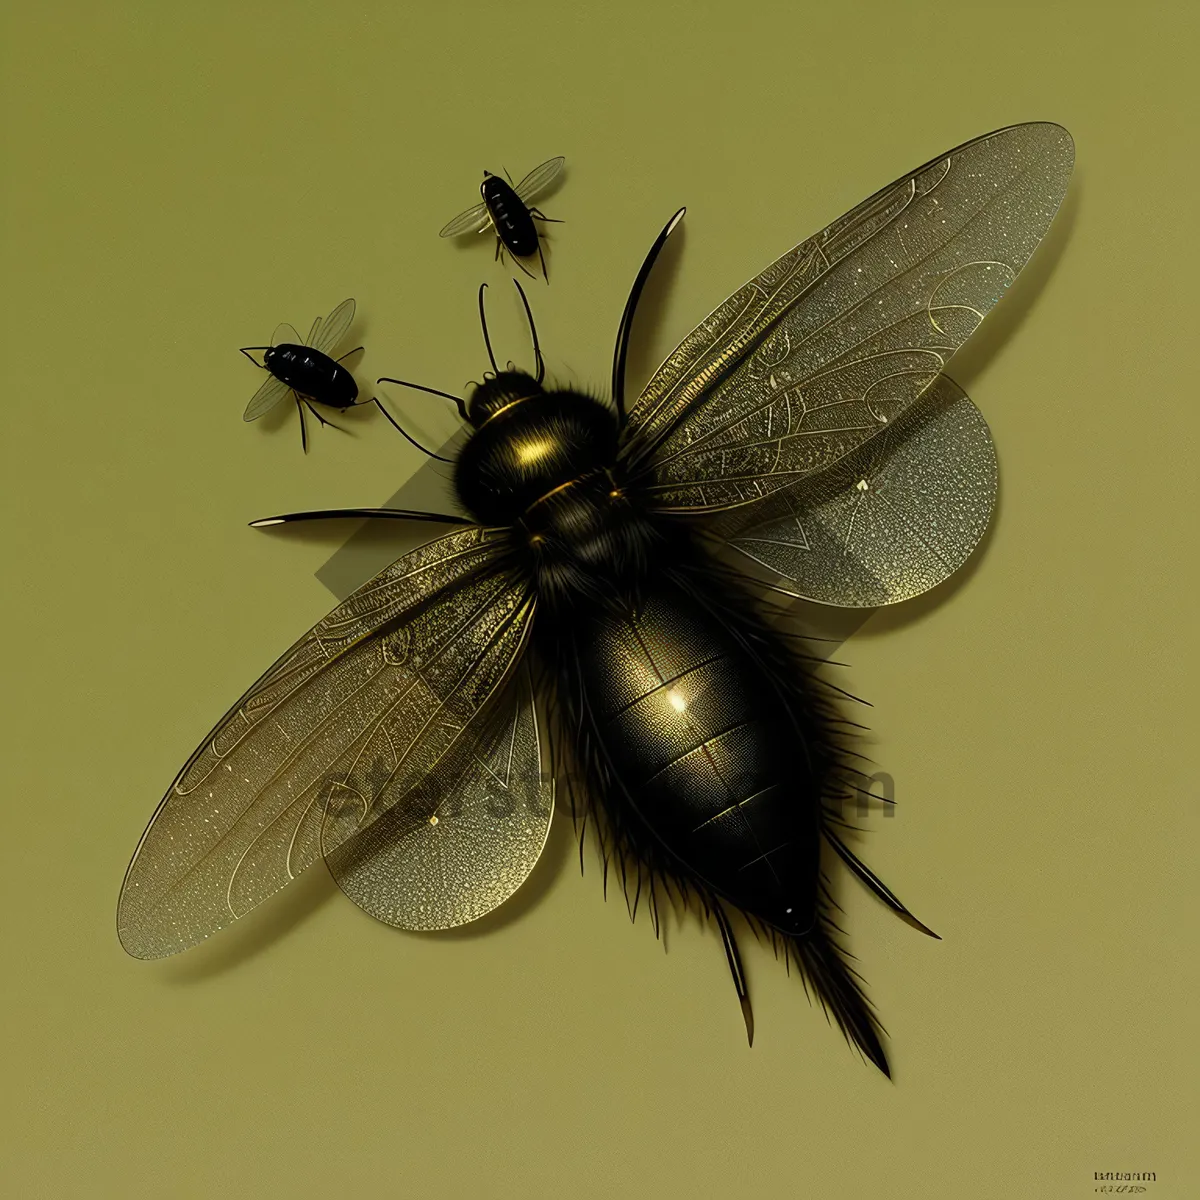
2,3 -> 1196,1197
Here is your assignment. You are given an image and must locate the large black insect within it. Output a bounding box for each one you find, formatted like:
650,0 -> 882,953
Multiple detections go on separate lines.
439,156 -> 565,281
120,125 -> 1073,1076
241,299 -> 423,454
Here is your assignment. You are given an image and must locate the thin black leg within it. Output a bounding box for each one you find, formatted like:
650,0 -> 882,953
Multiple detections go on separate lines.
295,393 -> 309,454
376,376 -> 469,422
250,507 -> 472,529
529,208 -> 564,224
477,283 -> 499,374
511,253 -> 537,282
336,346 -> 365,363
239,348 -> 269,366
712,900 -> 754,1047
361,396 -> 453,462
303,398 -> 345,433
536,241 -> 548,283
611,207 -> 686,428
511,279 -> 544,384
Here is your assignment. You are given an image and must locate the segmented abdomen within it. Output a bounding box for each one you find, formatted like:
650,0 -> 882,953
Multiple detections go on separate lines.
574,583 -> 821,935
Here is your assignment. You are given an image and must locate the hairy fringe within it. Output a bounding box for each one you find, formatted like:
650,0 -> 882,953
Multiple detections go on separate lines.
533,538 -> 907,1072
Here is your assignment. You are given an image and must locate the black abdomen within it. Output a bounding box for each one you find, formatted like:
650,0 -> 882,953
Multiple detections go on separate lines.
483,176 -> 538,256
573,582 -> 821,936
265,344 -> 358,409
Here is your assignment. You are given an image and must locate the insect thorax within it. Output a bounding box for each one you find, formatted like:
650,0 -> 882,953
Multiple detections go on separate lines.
454,375 -> 656,598
455,376 -> 618,520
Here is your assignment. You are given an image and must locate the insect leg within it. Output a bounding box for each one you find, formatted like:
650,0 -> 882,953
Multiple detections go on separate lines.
239,348 -> 269,366
249,507 -> 471,529
376,376 -> 469,422
511,279 -> 545,384
611,207 -> 686,427
511,254 -> 538,282
712,899 -> 754,1046
294,393 -> 309,454
528,208 -> 564,224
360,396 -> 453,462
477,283 -> 499,374
494,237 -> 504,263
824,830 -> 939,939
302,399 -> 345,434
336,346 -> 365,363
536,241 -> 549,284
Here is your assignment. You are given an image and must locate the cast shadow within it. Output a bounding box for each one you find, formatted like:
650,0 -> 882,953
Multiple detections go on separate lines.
160,795 -> 580,981
162,867 -> 338,985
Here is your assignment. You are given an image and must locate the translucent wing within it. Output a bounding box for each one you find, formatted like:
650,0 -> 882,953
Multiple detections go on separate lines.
310,298 -> 355,355
622,123 -> 1073,512
439,199 -> 492,238
515,156 -> 565,205
243,373 -> 292,421
715,376 -> 996,606
118,526 -> 534,959
327,665 -> 552,930
272,322 -> 303,347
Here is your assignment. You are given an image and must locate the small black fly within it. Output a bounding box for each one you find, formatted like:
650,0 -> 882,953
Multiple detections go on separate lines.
439,156 -> 565,281
239,299 -> 441,457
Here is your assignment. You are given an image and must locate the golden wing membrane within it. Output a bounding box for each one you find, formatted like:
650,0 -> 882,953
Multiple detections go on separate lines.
623,122 -> 1073,512
327,665 -> 552,930
715,376 -> 997,606
118,526 -> 535,960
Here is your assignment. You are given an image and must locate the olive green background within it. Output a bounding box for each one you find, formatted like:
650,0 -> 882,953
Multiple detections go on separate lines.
2,3 -> 1196,1198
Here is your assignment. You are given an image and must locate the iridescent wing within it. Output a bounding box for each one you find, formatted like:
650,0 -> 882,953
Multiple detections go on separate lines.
439,199 -> 492,238
118,526 -> 535,959
515,156 -> 565,205
622,123 -> 1073,513
243,374 -> 291,421
714,376 -> 997,606
327,665 -> 552,930
309,298 -> 355,356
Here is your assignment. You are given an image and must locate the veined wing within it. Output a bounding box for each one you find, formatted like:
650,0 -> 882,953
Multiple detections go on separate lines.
327,665 -> 552,930
515,156 -> 565,204
715,375 -> 997,606
439,200 -> 492,238
118,526 -> 534,959
243,373 -> 291,421
310,298 -> 355,356
271,322 -> 303,347
622,123 -> 1073,512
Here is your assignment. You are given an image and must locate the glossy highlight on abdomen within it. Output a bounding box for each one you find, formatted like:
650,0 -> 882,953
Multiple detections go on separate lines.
576,583 -> 820,936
